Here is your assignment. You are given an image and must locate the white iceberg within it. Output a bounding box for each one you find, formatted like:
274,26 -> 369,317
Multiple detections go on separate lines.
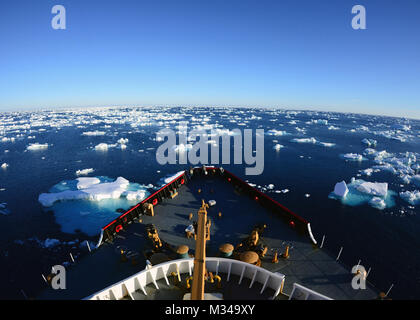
342,153 -> 365,161
362,138 -> 377,147
356,181 -> 388,197
82,131 -> 106,136
1,163 -> 8,169
39,176 -> 130,207
273,144 -> 284,151
369,197 -> 386,210
94,143 -> 112,151
400,190 -> 420,205
334,181 -> 349,198
27,143 -> 48,151
76,168 -> 95,176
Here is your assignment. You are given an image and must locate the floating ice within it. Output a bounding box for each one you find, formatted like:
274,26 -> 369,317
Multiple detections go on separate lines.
0,202 -> 11,215
38,176 -> 151,236
39,176 -> 131,207
266,130 -> 288,136
76,168 -> 95,176
76,177 -> 101,189
292,137 -> 317,144
94,143 -> 112,151
362,138 -> 377,147
82,131 -> 106,136
273,144 -> 284,151
400,190 -> 420,205
27,143 -> 48,151
291,137 -> 335,147
411,175 -> 420,187
334,181 -> 349,198
329,179 -> 395,210
163,171 -> 185,184
369,197 -> 386,210
1,163 -> 8,169
356,181 -> 388,197
342,153 -> 365,161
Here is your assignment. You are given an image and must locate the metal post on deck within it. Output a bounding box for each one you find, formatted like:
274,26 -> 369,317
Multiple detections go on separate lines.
336,247 -> 343,261
385,284 -> 394,297
320,235 -> 325,248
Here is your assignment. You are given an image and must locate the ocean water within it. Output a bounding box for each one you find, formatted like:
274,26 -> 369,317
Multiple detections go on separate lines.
0,106 -> 419,299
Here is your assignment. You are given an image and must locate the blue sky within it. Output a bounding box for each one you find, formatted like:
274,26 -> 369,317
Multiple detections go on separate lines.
0,0 -> 419,118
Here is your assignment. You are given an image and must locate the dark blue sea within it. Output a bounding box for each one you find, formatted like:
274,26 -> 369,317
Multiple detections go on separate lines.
0,106 -> 419,299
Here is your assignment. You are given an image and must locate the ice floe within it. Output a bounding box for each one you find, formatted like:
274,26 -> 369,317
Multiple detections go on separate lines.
82,131 -> 106,136
1,163 -> 8,169
76,168 -> 95,176
330,179 -> 395,210
400,190 -> 420,205
27,143 -> 49,151
38,176 -> 151,235
39,176 -> 132,207
341,153 -> 366,161
0,203 -> 11,215
291,137 -> 335,147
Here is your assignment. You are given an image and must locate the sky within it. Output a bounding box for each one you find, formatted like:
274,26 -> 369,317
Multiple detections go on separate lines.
0,0 -> 419,119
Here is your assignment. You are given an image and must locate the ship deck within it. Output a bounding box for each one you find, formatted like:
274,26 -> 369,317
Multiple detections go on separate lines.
37,174 -> 379,300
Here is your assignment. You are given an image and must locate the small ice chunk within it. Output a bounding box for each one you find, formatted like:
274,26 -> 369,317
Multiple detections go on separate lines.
343,153 -> 364,161
369,197 -> 386,210
94,143 -> 111,151
305,194 -> 311,198
411,175 -> 420,187
362,138 -> 377,147
334,181 -> 349,198
1,163 -> 8,169
76,168 -> 95,176
400,190 -> 420,205
208,200 -> 216,206
273,144 -> 284,151
43,238 -> 61,248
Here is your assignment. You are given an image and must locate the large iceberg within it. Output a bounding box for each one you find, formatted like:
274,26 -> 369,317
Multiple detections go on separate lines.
39,177 -> 131,207
329,179 -> 395,210
38,176 -> 151,236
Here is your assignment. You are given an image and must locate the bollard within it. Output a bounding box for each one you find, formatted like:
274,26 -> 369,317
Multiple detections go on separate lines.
282,246 -> 290,259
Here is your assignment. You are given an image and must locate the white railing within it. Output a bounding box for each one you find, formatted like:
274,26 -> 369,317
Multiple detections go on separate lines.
84,257 -> 285,300
289,283 -> 333,300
